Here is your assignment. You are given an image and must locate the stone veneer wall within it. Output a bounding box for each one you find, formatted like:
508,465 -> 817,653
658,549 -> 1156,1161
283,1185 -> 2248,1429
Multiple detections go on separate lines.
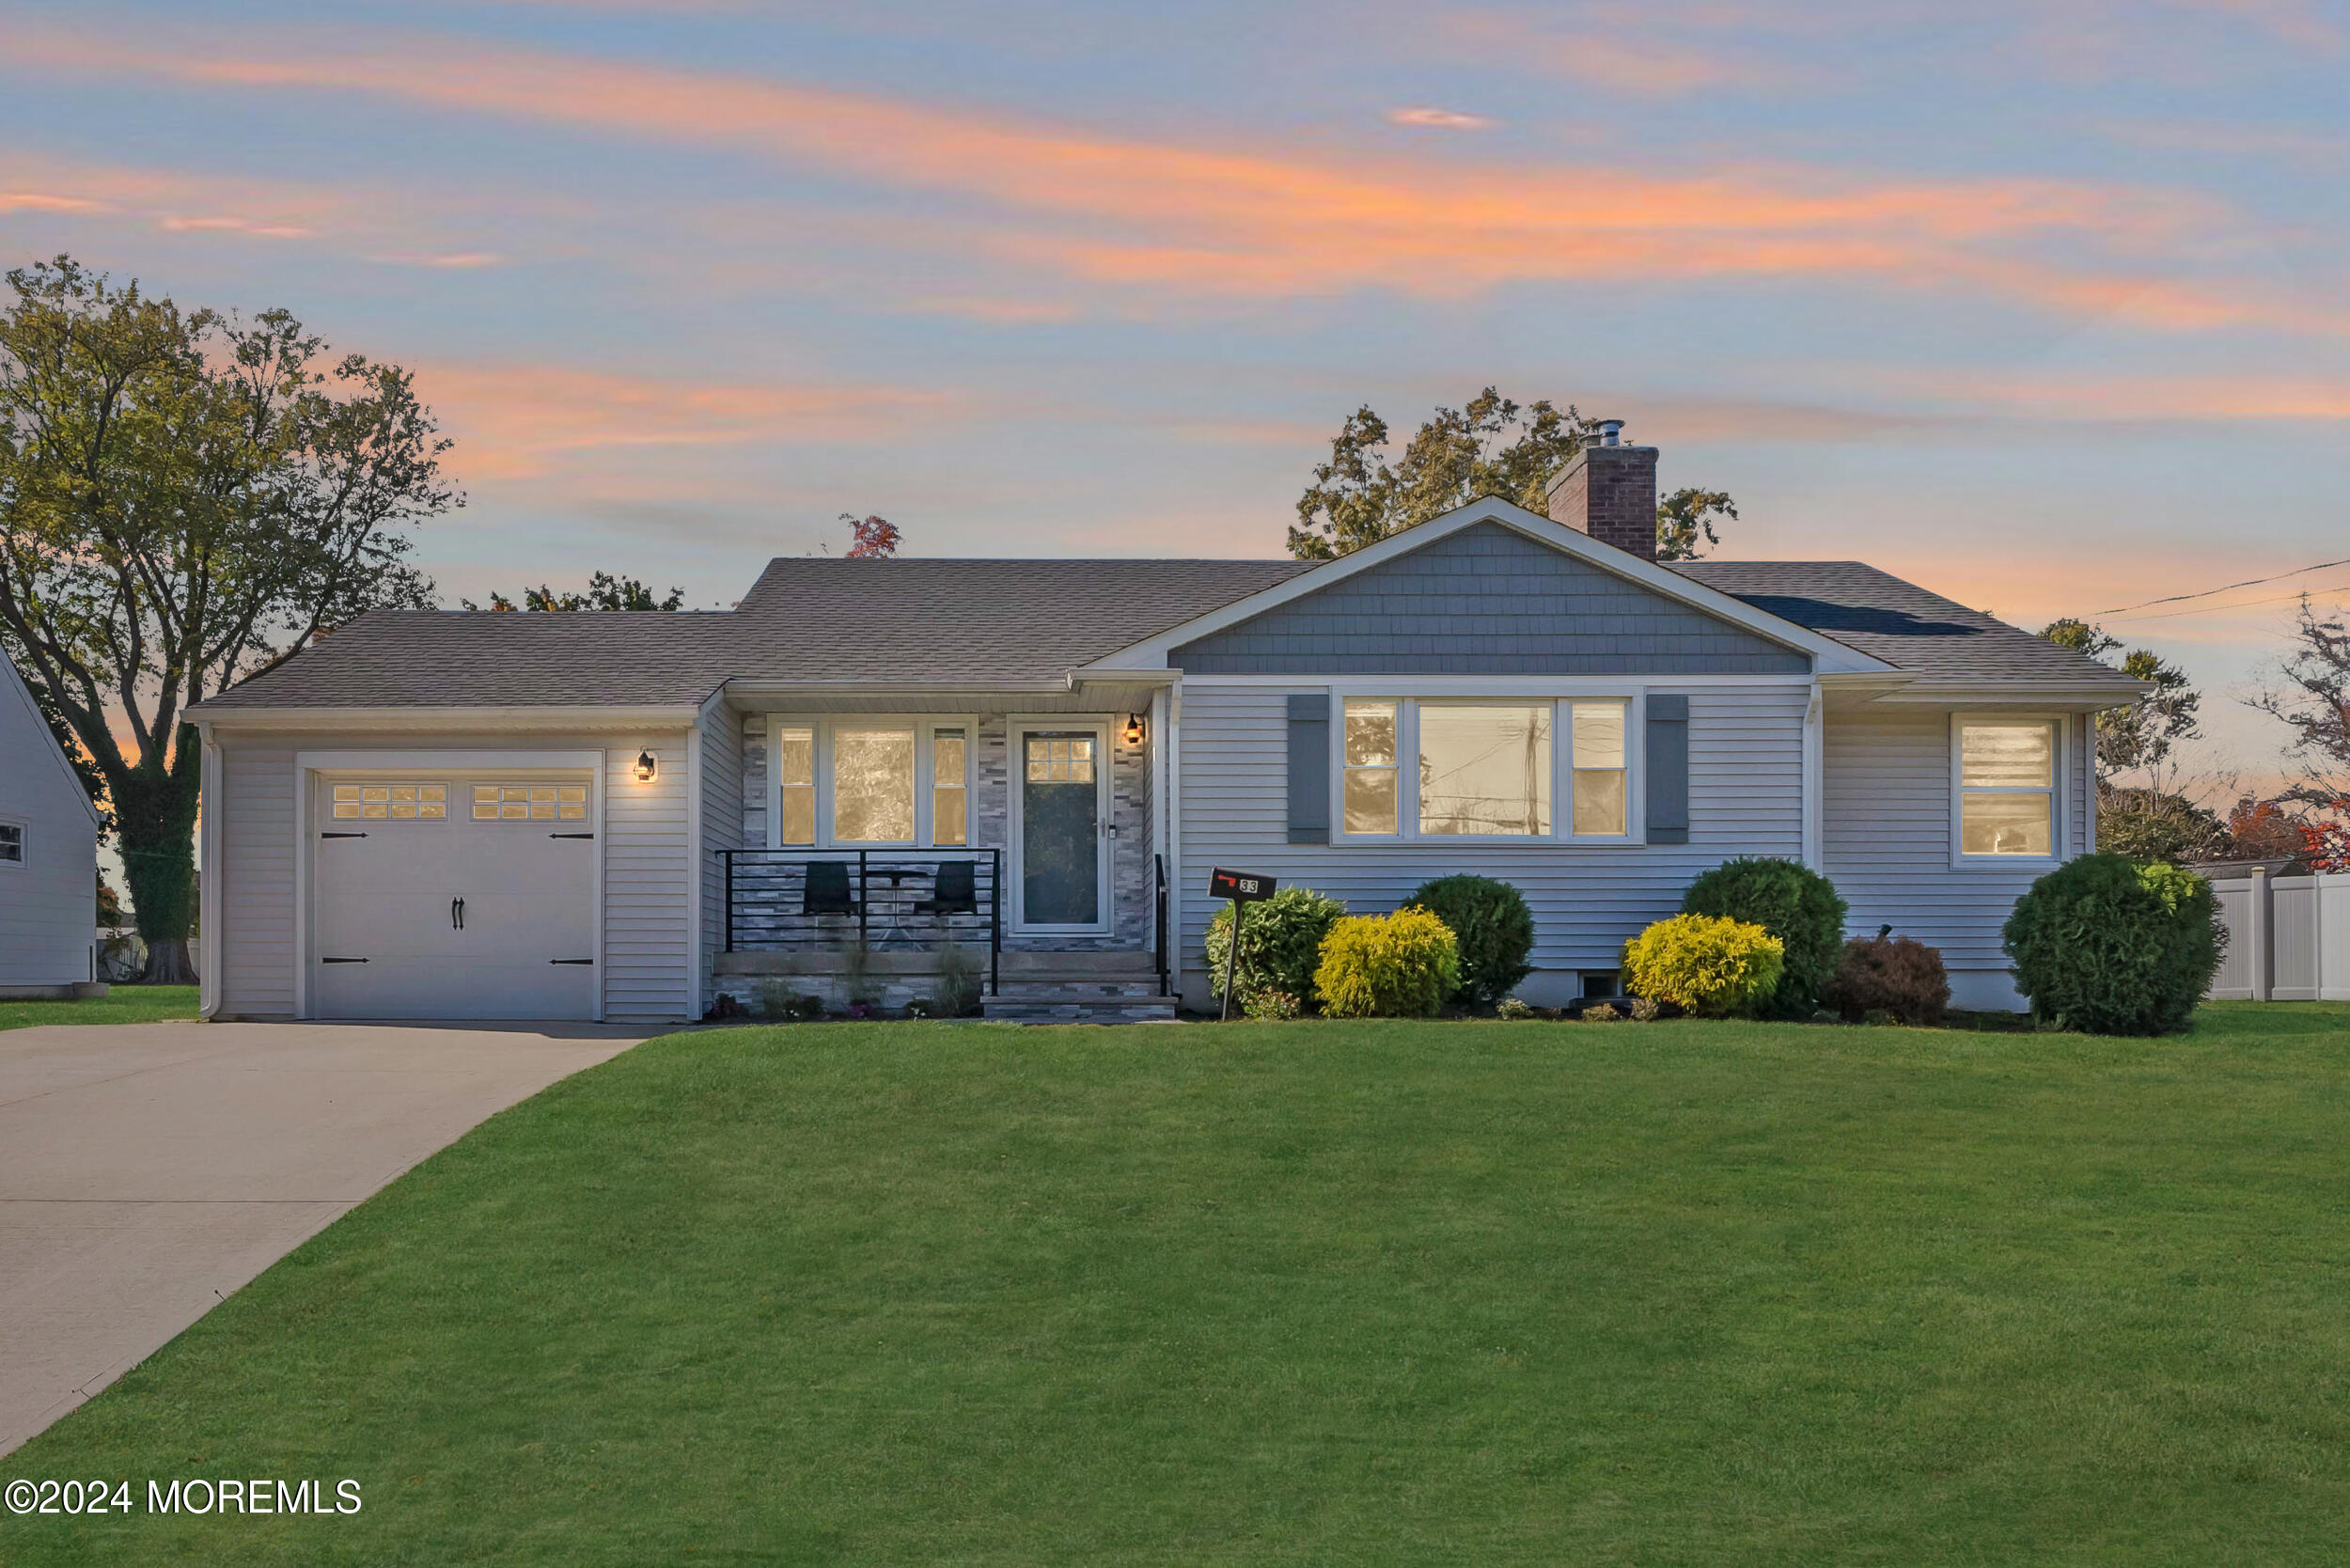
736,711 -> 1153,952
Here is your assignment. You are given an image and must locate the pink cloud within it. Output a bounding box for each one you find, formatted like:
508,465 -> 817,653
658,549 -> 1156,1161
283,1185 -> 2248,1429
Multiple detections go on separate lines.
1386,107 -> 1498,130
4,25 -> 2316,333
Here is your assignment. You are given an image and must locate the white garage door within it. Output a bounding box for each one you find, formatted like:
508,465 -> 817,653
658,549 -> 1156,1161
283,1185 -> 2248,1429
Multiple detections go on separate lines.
311,776 -> 598,1020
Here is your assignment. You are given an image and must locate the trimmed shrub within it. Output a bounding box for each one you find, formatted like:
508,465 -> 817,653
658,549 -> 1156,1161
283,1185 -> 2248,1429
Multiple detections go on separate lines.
2002,854 -> 2220,1035
1314,908 -> 1462,1019
1621,913 -> 1785,1018
1681,857 -> 1848,1018
1206,886 -> 1347,1011
1242,988 -> 1302,1021
1402,874 -> 1535,1003
1823,933 -> 1950,1026
1495,996 -> 1536,1021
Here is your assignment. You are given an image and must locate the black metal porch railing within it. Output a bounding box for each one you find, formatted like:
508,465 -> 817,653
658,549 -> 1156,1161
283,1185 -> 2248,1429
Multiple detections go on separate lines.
1153,852 -> 1170,998
721,848 -> 1002,996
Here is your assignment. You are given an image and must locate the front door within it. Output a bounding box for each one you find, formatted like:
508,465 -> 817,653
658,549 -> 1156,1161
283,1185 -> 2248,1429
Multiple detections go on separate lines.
1018,729 -> 1104,929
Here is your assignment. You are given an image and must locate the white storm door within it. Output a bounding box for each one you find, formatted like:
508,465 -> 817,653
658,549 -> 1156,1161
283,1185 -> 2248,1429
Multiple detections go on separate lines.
311,776 -> 598,1020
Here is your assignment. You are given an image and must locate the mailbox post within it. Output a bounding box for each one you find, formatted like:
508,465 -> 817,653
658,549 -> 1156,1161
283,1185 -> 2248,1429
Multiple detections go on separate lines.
1207,867 -> 1277,1022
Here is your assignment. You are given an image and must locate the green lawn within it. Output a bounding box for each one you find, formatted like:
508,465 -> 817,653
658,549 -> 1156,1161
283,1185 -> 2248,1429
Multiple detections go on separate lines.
8,1005 -> 2350,1565
0,984 -> 197,1031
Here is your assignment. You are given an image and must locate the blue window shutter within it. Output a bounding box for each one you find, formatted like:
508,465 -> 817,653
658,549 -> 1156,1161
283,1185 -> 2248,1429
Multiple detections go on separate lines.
1286,693 -> 1330,844
1646,695 -> 1689,844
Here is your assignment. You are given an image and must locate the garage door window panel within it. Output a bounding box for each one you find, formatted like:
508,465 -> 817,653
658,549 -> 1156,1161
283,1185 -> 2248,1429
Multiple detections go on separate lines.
333,783 -> 446,821
474,783 -> 588,822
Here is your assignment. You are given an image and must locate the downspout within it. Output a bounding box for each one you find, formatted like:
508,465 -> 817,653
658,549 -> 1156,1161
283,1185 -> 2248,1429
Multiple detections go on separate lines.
1166,681 -> 1184,994
1800,682 -> 1823,870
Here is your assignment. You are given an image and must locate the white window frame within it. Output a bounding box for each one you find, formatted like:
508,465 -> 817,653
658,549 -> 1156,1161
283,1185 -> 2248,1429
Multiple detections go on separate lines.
1329,689 -> 1645,846
768,714 -> 978,850
0,815 -> 25,869
1949,713 -> 2063,870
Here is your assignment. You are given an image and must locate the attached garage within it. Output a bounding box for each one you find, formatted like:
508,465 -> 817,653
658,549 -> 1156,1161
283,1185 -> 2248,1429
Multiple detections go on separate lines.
300,751 -> 605,1022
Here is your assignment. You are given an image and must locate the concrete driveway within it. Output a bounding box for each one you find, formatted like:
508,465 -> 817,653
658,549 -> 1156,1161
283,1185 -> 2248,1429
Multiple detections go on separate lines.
0,1020 -> 642,1456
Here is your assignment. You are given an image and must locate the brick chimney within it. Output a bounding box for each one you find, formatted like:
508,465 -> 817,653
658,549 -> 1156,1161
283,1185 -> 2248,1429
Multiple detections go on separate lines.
1545,418 -> 1657,560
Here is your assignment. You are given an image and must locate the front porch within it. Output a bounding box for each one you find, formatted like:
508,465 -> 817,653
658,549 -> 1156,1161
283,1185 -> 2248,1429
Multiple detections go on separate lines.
713,848 -> 1174,1021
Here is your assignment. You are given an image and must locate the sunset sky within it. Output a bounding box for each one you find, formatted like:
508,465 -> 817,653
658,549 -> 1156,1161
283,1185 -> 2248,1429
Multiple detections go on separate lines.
4,0 -> 2344,788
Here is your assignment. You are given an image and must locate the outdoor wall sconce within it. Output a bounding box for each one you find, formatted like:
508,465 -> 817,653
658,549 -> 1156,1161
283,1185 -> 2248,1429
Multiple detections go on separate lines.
1123,713 -> 1146,745
634,749 -> 658,782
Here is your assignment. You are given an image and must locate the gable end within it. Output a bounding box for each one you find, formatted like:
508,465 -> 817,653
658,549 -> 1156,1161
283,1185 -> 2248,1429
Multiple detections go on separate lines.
1169,522 -> 1811,676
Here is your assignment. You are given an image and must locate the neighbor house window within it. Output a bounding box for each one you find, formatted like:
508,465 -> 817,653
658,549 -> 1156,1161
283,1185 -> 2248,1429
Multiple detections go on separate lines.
832,726 -> 916,842
333,783 -> 446,821
0,821 -> 22,864
776,727 -> 815,845
1958,720 -> 2055,856
932,729 -> 968,846
1570,701 -> 1629,836
1343,700 -> 1399,835
1418,703 -> 1551,837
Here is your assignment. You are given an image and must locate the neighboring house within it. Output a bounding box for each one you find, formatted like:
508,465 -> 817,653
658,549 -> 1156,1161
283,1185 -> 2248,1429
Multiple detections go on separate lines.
186,430 -> 2143,1024
0,655 -> 102,996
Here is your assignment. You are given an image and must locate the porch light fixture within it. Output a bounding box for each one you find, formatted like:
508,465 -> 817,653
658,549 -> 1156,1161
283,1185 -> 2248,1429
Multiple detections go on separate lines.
1123,713 -> 1146,745
634,749 -> 658,783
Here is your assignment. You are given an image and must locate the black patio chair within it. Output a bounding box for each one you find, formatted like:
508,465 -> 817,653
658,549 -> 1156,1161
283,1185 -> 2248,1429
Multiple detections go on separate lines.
803,860 -> 861,917
913,859 -> 979,917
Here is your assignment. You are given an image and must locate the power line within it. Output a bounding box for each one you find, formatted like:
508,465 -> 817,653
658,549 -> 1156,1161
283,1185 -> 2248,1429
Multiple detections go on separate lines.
2106,581 -> 2350,623
2096,557 -> 2350,616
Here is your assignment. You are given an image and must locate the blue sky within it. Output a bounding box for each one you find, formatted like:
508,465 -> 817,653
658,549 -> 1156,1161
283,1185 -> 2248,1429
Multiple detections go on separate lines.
4,0 -> 2346,789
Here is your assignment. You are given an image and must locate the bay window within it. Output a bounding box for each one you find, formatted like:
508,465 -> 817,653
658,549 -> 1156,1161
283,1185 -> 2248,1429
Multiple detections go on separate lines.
1336,695 -> 1642,842
1956,718 -> 2056,858
771,717 -> 973,848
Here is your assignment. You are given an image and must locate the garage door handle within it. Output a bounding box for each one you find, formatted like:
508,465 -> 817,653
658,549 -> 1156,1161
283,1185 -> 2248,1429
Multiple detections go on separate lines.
550,958 -> 595,965
321,831 -> 368,839
451,897 -> 464,931
321,956 -> 369,964
550,832 -> 595,839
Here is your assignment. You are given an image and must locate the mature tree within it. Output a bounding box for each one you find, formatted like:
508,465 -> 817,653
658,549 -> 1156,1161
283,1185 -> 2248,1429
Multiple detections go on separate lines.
2038,618 -> 2201,780
1654,487 -> 1737,564
2096,785 -> 2229,865
0,257 -> 454,981
842,513 -> 901,558
2250,597 -> 2350,804
462,571 -> 683,612
1289,388 -> 1734,562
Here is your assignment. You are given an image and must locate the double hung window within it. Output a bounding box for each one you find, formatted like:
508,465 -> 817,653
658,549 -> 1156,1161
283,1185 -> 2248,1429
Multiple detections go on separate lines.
772,717 -> 975,848
0,821 -> 22,864
1956,719 -> 2056,858
1340,697 -> 1635,841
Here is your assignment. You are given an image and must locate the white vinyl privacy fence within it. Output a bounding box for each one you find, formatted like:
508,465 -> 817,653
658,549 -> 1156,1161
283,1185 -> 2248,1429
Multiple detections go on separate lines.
2205,868 -> 2350,1001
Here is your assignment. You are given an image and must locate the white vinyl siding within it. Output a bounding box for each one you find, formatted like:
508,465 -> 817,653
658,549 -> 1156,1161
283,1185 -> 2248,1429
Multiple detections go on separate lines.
207,729 -> 695,1022
1175,682 -> 1807,1001
1824,705 -> 2090,980
218,745 -> 299,1015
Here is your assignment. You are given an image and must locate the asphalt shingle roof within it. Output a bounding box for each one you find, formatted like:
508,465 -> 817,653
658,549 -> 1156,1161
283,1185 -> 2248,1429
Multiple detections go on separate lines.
193,552 -> 2123,711
1668,560 -> 2133,686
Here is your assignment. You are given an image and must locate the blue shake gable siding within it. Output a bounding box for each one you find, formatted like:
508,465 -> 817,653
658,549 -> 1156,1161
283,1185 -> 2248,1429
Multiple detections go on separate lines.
1169,522 -> 1810,675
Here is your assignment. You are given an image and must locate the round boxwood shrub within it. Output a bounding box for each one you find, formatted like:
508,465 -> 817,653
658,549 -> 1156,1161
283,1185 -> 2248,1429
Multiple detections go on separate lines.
2002,854 -> 2219,1035
1402,873 -> 1535,1004
1621,913 -> 1784,1018
1314,907 -> 1462,1019
1205,885 -> 1346,1011
1680,857 -> 1848,1018
1822,933 -> 1950,1026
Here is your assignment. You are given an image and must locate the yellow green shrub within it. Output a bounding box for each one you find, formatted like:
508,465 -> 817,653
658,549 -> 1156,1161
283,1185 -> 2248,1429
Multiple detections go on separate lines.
1313,908 -> 1462,1019
1621,913 -> 1784,1018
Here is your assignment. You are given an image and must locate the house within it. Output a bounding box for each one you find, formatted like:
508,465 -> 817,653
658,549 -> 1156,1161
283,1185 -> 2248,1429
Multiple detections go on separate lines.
0,654 -> 102,997
185,428 -> 2143,1023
